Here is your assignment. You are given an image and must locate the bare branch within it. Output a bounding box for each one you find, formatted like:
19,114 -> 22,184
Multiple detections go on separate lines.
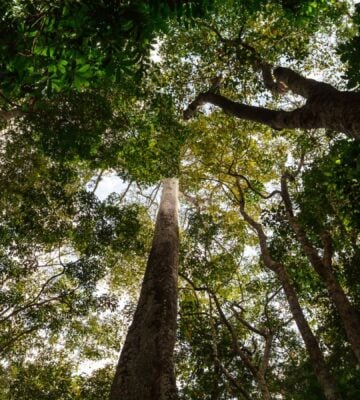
91,169 -> 105,194
118,179 -> 133,203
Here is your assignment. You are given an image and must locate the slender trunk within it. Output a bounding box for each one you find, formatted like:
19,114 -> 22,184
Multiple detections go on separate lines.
235,183 -> 343,400
281,176 -> 360,363
184,66 -> 360,140
257,334 -> 273,400
110,178 -> 179,400
315,263 -> 360,364
274,263 -> 343,400
257,374 -> 271,400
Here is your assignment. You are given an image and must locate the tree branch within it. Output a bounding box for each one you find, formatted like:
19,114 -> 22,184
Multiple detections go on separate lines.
228,172 -> 281,199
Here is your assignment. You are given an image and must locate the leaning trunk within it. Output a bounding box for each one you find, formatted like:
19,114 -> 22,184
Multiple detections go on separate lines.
281,176 -> 360,363
274,264 -> 343,400
110,178 -> 179,400
237,192 -> 343,400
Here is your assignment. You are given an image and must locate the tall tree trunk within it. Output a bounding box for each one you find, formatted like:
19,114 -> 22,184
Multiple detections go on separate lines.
110,178 -> 179,400
184,66 -> 360,140
281,176 -> 360,364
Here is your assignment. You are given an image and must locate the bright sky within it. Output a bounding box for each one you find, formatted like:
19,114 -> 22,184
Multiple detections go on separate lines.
94,173 -> 125,201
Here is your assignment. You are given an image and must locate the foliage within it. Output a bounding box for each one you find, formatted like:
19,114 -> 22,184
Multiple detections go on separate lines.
0,0 -> 213,101
0,357 -> 114,400
338,3 -> 360,89
0,1 -> 359,399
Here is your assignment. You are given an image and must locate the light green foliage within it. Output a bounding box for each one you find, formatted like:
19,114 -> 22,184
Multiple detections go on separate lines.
0,357 -> 114,400
160,0 -> 348,107
116,90 -> 190,184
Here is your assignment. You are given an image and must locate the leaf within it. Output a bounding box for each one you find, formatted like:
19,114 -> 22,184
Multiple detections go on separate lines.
77,64 -> 91,73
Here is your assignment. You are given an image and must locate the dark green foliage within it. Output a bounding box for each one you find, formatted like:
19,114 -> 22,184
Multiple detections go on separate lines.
26,92 -> 113,161
72,192 -> 146,256
76,365 -> 114,400
338,4 -> 360,89
118,93 -> 190,184
298,140 -> 360,233
0,0 -> 213,100
0,128 -> 149,358
1,360 -> 114,400
5,360 -> 76,400
280,356 -> 326,400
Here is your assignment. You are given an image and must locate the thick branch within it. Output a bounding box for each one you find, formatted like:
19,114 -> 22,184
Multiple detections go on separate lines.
261,63 -> 287,94
184,92 -> 280,127
320,231 -> 333,268
183,91 -> 324,132
259,333 -> 273,378
274,67 -> 338,98
184,64 -> 360,140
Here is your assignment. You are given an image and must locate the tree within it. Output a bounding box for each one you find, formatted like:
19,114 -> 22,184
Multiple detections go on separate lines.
1,1 -> 359,399
280,169 -> 360,363
174,87 -> 357,398
110,178 -> 180,400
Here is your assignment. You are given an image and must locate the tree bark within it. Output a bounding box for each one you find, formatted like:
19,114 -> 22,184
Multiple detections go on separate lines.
281,175 -> 360,364
110,178 -> 180,400
184,66 -> 360,140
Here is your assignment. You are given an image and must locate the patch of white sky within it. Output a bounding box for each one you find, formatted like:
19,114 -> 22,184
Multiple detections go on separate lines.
89,172 -> 126,201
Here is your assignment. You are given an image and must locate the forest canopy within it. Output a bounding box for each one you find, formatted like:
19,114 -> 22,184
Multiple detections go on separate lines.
0,1 -> 359,399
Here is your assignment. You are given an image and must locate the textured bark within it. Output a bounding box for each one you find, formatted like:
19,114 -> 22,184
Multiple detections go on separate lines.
184,66 -> 360,140
110,178 -> 179,400
236,181 -> 343,400
281,176 -> 360,364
